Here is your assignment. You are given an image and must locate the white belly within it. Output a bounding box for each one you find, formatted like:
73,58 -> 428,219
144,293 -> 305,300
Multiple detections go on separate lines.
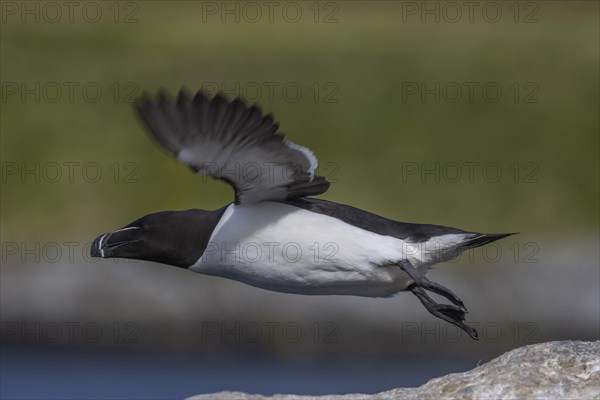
190,202 -> 461,297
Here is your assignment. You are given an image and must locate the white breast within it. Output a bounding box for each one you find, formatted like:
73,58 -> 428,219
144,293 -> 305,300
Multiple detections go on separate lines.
190,202 -> 465,297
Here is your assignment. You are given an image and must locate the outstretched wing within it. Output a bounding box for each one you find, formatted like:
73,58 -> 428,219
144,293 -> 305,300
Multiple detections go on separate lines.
135,90 -> 330,204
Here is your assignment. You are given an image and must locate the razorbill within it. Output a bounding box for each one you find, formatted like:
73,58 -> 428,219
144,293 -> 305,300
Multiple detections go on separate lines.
91,89 -> 513,339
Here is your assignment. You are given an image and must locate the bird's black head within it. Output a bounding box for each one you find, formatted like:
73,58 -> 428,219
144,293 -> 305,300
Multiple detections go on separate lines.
90,208 -> 226,268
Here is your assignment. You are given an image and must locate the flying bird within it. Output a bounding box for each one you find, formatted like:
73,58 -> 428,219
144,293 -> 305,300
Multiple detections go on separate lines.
91,89 -> 513,339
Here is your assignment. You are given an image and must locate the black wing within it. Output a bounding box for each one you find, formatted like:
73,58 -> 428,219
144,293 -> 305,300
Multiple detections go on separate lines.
135,90 -> 330,204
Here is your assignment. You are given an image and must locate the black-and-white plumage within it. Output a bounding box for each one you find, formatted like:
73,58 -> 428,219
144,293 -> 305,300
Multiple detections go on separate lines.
136,90 -> 329,204
91,89 -> 514,340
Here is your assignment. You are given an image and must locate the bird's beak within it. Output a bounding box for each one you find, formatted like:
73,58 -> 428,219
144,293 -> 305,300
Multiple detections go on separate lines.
91,233 -> 110,258
91,234 -> 104,257
90,227 -> 141,258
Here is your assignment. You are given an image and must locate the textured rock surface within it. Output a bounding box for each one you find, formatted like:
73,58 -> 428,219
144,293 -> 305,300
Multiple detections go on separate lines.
188,341 -> 600,400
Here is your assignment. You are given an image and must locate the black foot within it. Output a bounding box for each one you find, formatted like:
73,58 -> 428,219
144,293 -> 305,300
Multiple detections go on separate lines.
434,304 -> 466,321
420,280 -> 466,311
399,261 -> 478,340
397,260 -> 466,310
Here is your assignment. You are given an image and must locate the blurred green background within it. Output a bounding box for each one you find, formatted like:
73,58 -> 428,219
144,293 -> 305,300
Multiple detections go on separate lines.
1,1 -> 598,398
2,1 -> 598,240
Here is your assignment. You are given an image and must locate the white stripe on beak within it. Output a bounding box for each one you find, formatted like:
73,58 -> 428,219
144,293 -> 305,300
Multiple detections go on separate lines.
98,233 -> 108,258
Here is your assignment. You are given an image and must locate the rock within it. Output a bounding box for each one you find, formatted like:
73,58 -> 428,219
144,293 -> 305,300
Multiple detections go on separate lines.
187,341 -> 600,400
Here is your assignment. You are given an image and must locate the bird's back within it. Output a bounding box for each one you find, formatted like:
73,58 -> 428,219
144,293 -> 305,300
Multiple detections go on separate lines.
285,197 -> 469,243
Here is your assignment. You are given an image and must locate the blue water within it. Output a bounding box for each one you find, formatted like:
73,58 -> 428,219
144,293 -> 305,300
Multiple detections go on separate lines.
1,346 -> 476,399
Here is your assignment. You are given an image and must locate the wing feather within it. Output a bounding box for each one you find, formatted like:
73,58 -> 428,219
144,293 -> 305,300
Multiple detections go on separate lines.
135,90 -> 330,204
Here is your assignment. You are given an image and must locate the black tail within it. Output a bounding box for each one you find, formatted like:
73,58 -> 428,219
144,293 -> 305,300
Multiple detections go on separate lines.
462,233 -> 517,249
